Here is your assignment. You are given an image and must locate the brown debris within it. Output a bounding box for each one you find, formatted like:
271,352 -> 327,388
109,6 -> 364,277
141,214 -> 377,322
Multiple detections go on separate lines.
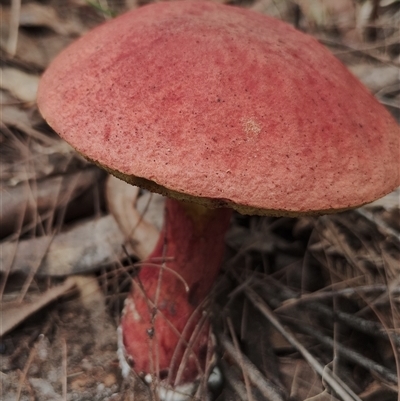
1,1 -> 399,400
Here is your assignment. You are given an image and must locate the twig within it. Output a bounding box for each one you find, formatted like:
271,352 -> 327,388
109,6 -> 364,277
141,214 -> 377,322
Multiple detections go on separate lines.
7,0 -> 21,56
356,208 -> 400,241
306,302 -> 400,347
245,288 -> 362,401
274,280 -> 400,347
220,360 -> 251,401
226,317 -> 254,401
218,332 -> 286,401
259,276 -> 400,348
2,117 -> 59,146
17,236 -> 54,302
317,35 -> 400,66
318,216 -> 368,274
15,335 -> 42,401
246,276 -> 400,383
62,338 -> 67,401
289,319 -> 399,385
279,284 -> 400,307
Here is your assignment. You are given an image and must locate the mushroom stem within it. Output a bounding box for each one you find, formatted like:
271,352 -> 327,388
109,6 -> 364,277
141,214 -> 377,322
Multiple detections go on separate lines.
121,197 -> 232,386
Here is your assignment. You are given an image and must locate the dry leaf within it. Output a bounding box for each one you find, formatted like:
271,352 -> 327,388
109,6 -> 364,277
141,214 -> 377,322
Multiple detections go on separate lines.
0,68 -> 39,103
365,188 -> 400,210
1,168 -> 103,237
2,139 -> 77,186
1,175 -> 162,275
359,379 -> 398,401
1,105 -> 58,146
356,0 -> 374,32
0,9 -> 72,68
106,175 -> 161,260
2,105 -> 34,127
19,2 -> 68,35
250,0 -> 293,19
279,359 -> 324,400
296,0 -> 361,41
136,190 -> 165,231
296,0 -> 356,29
349,64 -> 400,93
381,0 -> 400,6
0,277 -> 76,337
0,215 -> 131,276
2,275 -> 122,400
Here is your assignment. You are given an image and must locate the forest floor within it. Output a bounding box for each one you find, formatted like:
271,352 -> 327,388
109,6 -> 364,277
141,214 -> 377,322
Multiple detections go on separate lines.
1,0 -> 399,400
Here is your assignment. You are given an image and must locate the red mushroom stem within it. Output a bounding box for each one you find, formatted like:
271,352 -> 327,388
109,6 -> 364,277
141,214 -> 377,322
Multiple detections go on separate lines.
121,197 -> 232,385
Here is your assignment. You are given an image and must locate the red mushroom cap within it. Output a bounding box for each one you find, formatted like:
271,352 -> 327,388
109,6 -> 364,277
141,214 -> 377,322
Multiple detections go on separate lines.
37,1 -> 399,216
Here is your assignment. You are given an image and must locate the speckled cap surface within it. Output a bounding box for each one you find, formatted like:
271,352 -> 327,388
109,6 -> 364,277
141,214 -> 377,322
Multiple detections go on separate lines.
37,1 -> 399,216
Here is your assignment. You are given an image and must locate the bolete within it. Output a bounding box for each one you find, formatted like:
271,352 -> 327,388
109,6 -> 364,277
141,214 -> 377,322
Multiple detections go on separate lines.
37,1 -> 399,399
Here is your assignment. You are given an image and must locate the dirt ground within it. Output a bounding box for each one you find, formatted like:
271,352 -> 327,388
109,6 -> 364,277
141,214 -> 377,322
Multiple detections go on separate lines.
1,0 -> 399,400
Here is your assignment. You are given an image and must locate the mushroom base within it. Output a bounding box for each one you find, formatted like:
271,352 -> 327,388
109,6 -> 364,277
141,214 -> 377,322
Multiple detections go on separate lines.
120,197 -> 232,388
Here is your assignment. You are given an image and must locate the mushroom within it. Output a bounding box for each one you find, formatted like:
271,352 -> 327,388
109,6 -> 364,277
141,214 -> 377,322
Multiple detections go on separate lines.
37,1 -> 400,399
